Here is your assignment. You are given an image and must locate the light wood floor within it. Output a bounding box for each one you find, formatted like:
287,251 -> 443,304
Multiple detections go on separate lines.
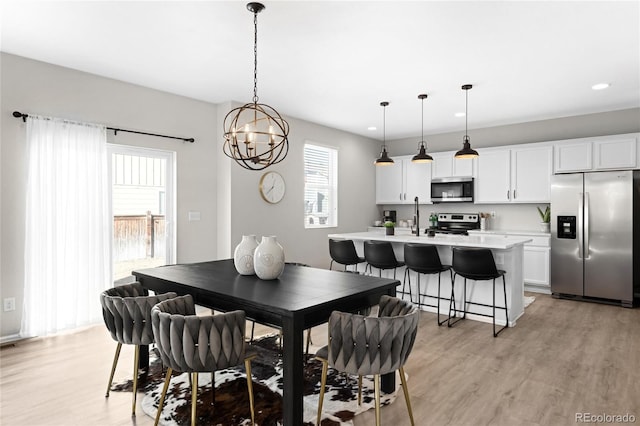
1,293 -> 639,426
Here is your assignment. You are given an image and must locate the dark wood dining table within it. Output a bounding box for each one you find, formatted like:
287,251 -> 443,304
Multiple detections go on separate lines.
132,259 -> 399,425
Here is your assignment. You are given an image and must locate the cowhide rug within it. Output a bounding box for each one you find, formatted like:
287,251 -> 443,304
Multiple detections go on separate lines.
111,335 -> 402,425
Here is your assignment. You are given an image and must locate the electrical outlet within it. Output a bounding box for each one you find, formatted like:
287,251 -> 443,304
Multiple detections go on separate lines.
3,298 -> 16,312
490,211 -> 496,218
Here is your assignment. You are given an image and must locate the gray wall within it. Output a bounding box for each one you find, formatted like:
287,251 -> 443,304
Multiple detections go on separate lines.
0,53 -> 380,338
1,51 -> 638,339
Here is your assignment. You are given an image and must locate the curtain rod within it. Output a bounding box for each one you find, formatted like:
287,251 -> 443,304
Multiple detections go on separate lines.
12,111 -> 195,143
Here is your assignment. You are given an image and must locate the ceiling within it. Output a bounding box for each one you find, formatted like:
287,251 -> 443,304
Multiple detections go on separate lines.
1,1 -> 639,141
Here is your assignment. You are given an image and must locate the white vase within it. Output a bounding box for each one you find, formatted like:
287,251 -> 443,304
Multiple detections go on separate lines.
233,235 -> 259,275
254,236 -> 285,280
540,222 -> 550,233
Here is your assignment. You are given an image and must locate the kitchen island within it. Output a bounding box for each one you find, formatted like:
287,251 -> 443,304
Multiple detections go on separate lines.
328,231 -> 532,327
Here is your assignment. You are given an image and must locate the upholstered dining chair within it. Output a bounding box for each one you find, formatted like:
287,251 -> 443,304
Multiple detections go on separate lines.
315,295 -> 420,426
100,282 -> 177,416
151,294 -> 256,426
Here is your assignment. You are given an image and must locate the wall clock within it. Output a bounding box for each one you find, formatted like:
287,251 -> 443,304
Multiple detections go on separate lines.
259,171 -> 286,204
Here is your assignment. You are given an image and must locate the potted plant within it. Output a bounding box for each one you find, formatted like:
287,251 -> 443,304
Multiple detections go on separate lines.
384,221 -> 395,236
537,206 -> 550,233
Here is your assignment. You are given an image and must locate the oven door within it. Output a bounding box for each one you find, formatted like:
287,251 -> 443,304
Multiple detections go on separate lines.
431,178 -> 474,203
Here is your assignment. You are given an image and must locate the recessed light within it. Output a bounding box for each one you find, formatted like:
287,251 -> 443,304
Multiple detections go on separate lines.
455,112 -> 466,117
367,126 -> 377,131
592,83 -> 610,90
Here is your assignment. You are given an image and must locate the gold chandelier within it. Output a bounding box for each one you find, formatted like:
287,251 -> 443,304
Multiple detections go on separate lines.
223,2 -> 289,170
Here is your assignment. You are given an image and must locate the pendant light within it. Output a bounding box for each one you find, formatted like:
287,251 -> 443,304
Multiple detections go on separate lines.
374,101 -> 394,166
454,84 -> 479,159
411,94 -> 433,163
222,2 -> 289,170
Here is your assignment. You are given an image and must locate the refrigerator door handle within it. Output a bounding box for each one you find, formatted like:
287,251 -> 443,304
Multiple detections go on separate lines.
584,192 -> 590,259
577,192 -> 584,259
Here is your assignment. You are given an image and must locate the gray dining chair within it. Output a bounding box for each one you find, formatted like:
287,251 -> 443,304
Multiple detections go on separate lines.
151,294 -> 256,426
314,295 -> 420,426
100,282 -> 177,416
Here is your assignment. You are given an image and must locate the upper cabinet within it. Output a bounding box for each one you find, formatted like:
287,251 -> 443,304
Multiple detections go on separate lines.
554,133 -> 639,173
431,151 -> 474,179
475,144 -> 552,203
375,156 -> 432,205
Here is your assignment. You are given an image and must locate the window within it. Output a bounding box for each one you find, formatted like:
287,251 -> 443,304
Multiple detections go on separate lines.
108,145 -> 176,281
304,143 -> 337,228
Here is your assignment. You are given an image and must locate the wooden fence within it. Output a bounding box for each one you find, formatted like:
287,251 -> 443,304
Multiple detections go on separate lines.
113,212 -> 165,261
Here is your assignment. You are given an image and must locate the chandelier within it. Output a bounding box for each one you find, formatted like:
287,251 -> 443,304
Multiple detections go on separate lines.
223,2 -> 289,170
411,93 -> 433,163
374,101 -> 394,166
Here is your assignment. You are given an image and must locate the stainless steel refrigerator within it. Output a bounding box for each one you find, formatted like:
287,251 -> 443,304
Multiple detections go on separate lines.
550,170 -> 639,307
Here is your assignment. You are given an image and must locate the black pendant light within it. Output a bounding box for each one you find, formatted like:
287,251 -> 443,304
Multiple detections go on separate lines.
454,84 -> 479,159
222,2 -> 290,170
412,94 -> 433,163
374,101 -> 394,166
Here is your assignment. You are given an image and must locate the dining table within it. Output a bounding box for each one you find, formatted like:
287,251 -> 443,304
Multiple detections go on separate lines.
132,259 -> 399,425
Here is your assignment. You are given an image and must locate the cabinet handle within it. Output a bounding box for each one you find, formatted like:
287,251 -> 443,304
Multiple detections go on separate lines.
507,190 -> 510,200
513,190 -> 516,199
400,193 -> 402,201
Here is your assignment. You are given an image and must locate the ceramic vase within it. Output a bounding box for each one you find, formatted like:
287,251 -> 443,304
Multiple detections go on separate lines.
233,235 -> 259,275
254,236 -> 285,280
540,222 -> 550,233
385,226 -> 394,236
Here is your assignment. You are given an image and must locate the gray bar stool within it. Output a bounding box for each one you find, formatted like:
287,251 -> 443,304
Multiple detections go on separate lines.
403,243 -> 452,325
364,240 -> 405,279
449,247 -> 508,337
329,239 -> 364,272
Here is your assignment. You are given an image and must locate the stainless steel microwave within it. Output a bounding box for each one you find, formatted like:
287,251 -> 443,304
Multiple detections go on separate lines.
431,177 -> 474,203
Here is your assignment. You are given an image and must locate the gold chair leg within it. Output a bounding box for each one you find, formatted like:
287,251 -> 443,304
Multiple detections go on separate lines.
399,367 -> 415,426
105,342 -> 122,397
154,367 -> 172,426
316,359 -> 328,426
132,345 -> 140,416
245,359 -> 256,425
357,375 -> 363,406
374,374 -> 381,426
191,372 -> 198,426
305,328 -> 312,356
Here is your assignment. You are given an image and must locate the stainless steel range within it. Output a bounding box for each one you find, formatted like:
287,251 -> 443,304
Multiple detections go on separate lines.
434,213 -> 480,235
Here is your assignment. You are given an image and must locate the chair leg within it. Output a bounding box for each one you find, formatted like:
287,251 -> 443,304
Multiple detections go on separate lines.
249,320 -> 256,343
132,345 -> 140,416
357,375 -> 363,406
154,367 -> 173,426
305,328 -> 312,356
329,259 -> 334,270
416,273 -> 420,308
493,275 -> 509,337
398,367 -> 415,426
191,372 -> 198,426
493,277 -> 497,337
316,359 -> 328,426
105,342 -> 122,397
245,358 -> 255,425
374,374 -> 381,426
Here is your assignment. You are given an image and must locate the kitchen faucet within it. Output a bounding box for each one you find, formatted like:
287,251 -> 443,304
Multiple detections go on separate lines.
414,196 -> 420,236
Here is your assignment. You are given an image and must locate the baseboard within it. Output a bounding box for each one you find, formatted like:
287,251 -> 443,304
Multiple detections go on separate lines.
0,334 -> 24,346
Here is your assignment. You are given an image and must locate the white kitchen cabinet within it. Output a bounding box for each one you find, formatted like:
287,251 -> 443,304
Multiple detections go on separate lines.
375,156 -> 432,204
475,145 -> 552,203
431,151 -> 474,179
554,133 -> 639,173
593,137 -> 637,170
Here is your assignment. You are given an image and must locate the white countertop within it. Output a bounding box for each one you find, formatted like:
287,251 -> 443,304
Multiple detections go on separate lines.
329,232 -> 532,250
468,229 -> 551,237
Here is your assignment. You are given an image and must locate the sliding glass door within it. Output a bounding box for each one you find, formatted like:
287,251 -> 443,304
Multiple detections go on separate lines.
107,145 -> 175,282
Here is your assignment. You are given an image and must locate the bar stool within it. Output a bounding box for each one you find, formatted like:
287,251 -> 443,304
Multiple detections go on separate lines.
403,243 -> 452,325
329,239 -> 364,272
448,247 -> 508,337
364,240 -> 405,279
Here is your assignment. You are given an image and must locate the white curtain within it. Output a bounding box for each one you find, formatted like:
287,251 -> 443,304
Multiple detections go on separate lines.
21,115 -> 111,337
